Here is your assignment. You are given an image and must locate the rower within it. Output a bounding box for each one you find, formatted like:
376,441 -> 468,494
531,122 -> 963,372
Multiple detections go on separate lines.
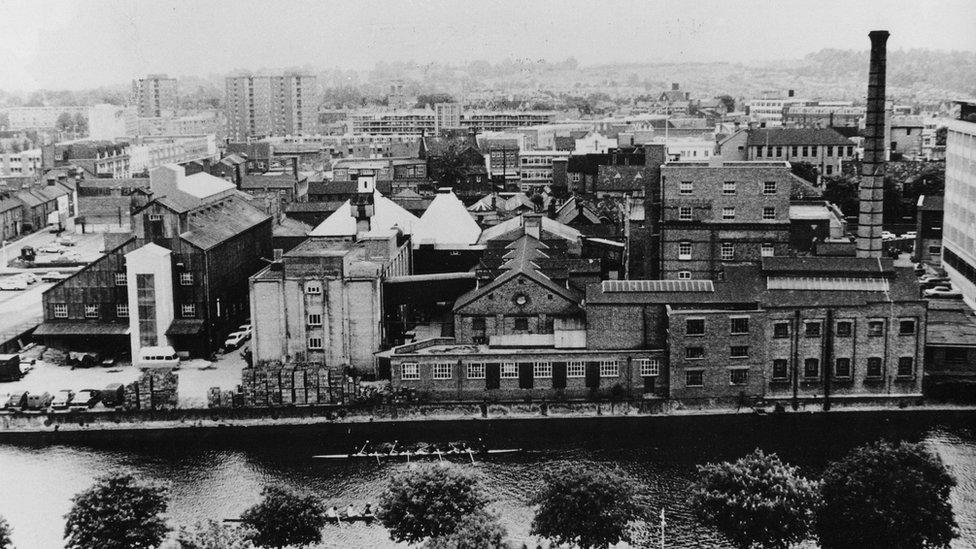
326,506 -> 339,520
363,503 -> 374,517
345,503 -> 360,519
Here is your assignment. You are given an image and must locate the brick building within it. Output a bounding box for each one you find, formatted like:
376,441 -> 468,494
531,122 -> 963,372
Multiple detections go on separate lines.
719,128 -> 856,178
659,161 -> 793,280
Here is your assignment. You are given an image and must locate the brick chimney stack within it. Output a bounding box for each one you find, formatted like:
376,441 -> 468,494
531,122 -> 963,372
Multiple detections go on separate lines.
856,30 -> 889,259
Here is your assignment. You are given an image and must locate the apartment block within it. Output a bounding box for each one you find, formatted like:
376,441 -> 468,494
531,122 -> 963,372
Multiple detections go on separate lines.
942,101 -> 976,308
225,75 -> 273,140
131,74 -> 178,118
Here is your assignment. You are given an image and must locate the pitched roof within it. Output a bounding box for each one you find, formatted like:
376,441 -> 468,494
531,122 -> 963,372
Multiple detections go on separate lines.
760,256 -> 894,276
179,195 -> 271,250
308,191 -> 419,237
0,198 -> 22,213
555,196 -> 602,225
412,191 -> 481,248
273,216 -> 312,237
240,174 -> 301,190
308,180 -> 392,197
596,165 -> 649,192
746,128 -> 853,147
477,214 -> 581,244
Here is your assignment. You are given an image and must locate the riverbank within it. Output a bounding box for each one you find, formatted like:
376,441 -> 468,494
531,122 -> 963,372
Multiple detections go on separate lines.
2,397 -> 975,441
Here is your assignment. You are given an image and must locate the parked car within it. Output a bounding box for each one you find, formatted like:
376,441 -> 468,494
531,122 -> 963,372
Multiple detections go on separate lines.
5,391 -> 28,410
37,244 -> 63,254
101,383 -> 124,407
70,389 -> 100,410
24,392 -> 53,411
51,389 -> 75,410
224,331 -> 248,350
0,278 -> 28,291
238,324 -> 252,338
41,271 -> 69,282
919,275 -> 951,288
881,231 -> 896,241
924,286 -> 963,299
57,236 -> 76,246
18,272 -> 38,284
900,231 -> 918,239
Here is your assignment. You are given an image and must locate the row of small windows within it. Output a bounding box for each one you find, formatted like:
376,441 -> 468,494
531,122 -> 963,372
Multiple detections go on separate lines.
114,272 -> 192,286
754,145 -> 854,158
769,356 -> 915,380
685,317 -> 750,335
684,368 -> 750,387
684,346 -> 750,359
53,303 -> 193,319
677,242 -> 773,261
400,359 -> 661,381
771,319 -> 916,338
677,206 -> 776,221
679,181 -> 778,195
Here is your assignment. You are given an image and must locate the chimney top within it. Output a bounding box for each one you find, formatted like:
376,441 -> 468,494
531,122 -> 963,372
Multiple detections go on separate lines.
869,29 -> 890,38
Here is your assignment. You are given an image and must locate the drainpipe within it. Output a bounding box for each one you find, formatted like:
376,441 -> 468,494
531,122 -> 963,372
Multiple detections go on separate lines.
791,310 -> 800,410
823,309 -> 833,411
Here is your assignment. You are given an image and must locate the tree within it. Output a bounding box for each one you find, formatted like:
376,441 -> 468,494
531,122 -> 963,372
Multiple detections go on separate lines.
428,142 -> 473,189
73,112 -> 88,135
817,440 -> 958,549
56,112 -> 74,132
415,93 -> 455,108
690,449 -> 820,549
0,515 -> 11,549
716,94 -> 736,113
530,463 -> 643,548
378,462 -> 490,544
63,473 -> 169,549
424,510 -> 509,549
239,486 -> 327,549
175,520 -> 254,549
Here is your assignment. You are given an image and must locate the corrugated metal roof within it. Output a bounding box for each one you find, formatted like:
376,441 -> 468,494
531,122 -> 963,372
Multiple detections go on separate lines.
601,280 -> 714,293
766,276 -> 890,292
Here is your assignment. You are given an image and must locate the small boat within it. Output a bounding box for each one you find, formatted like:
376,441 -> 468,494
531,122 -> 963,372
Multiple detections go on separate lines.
313,440 -> 522,462
225,510 -> 377,524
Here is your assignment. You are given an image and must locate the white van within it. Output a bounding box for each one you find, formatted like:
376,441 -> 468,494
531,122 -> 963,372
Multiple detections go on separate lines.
137,346 -> 180,370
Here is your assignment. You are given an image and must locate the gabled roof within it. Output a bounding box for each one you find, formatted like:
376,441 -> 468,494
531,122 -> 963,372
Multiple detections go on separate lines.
412,191 -> 481,248
308,191 -> 419,237
469,194 -> 501,212
504,193 -> 536,212
477,214 -> 581,244
555,196 -> 602,225
179,195 -> 271,250
240,174 -> 302,190
746,128 -> 853,147
453,235 -> 581,311
760,256 -> 894,276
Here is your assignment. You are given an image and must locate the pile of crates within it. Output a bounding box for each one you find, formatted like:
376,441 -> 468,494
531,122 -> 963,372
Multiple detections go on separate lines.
207,362 -> 362,409
123,368 -> 179,411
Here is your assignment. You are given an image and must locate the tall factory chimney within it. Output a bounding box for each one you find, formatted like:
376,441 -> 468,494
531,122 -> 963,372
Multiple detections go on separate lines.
856,30 -> 889,258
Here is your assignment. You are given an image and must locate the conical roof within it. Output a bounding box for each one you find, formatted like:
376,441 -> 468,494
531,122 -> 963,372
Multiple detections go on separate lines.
413,190 -> 481,248
308,191 -> 419,237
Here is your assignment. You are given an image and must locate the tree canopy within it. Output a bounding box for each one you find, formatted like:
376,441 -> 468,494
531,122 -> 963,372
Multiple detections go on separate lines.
0,515 -> 11,549
690,449 -> 821,549
424,510 -> 509,549
816,440 -> 958,549
63,473 -> 169,549
175,520 -> 254,549
239,485 -> 327,549
530,462 -> 643,549
377,462 -> 490,544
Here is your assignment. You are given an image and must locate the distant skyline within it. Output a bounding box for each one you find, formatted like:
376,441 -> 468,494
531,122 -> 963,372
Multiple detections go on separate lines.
1,0 -> 974,91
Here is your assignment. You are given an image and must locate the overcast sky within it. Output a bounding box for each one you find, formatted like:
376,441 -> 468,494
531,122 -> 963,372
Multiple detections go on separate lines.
1,0 -> 974,91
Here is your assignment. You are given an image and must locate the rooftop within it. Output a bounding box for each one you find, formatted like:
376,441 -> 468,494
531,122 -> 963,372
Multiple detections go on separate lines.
412,190 -> 481,248
308,191 -> 419,238
746,127 -> 854,147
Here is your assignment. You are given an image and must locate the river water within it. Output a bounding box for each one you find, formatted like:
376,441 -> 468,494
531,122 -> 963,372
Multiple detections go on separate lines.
1,411 -> 974,549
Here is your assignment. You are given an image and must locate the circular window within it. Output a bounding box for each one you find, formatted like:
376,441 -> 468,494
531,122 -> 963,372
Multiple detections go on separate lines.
513,293 -> 529,306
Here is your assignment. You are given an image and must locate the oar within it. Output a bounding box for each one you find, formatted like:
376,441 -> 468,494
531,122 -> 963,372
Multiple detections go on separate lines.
467,447 -> 475,464
357,440 -> 370,455
436,449 -> 443,462
389,440 -> 398,458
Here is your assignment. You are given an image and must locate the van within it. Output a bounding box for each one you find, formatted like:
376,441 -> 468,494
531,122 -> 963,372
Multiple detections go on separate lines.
5,391 -> 28,410
25,392 -> 53,411
137,346 -> 180,370
101,383 -> 124,407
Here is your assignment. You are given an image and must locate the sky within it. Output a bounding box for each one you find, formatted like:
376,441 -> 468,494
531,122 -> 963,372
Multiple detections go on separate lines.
0,0 -> 974,91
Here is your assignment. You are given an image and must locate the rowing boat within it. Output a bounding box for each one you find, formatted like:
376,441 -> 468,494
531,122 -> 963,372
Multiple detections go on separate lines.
313,448 -> 522,460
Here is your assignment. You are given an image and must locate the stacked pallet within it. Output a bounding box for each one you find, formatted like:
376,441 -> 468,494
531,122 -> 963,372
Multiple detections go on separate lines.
124,382 -> 140,410
41,347 -> 66,365
235,363 -> 337,407
207,387 -> 222,408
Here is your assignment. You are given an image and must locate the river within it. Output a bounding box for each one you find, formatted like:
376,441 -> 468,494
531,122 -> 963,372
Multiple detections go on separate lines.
1,411 -> 974,548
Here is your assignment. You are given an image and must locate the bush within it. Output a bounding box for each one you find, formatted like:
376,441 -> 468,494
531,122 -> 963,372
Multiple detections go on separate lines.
378,463 -> 489,544
424,510 -> 509,549
175,520 -> 254,549
64,473 -> 169,549
0,515 -> 11,549
240,486 -> 327,548
817,440 -> 958,549
690,449 -> 820,549
530,462 -> 642,548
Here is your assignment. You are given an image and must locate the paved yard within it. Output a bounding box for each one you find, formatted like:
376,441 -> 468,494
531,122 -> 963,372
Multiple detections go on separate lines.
0,345 -> 249,409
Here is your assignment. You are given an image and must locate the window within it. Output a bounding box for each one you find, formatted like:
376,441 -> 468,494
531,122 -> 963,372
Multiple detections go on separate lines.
432,363 -> 453,380
678,242 -> 692,260
401,363 -> 420,380
307,313 -> 322,326
834,358 -> 852,378
472,317 -> 486,331
868,320 -> 884,337
775,146 -> 783,158
115,273 -> 127,286
179,272 -> 193,285
810,146 -> 818,156
730,346 -> 749,358
117,304 -> 129,318
804,322 -> 821,338
686,318 -> 705,335
826,146 -> 834,157
825,165 -> 833,175
678,206 -> 692,221
791,146 -> 799,156
678,271 -> 692,280
513,317 -> 529,331
866,357 -> 884,378
763,181 -> 777,194
730,369 -> 749,385
148,214 -> 163,221
722,207 -> 735,220
899,319 -> 916,335
638,358 -> 660,377
685,347 -> 704,360
686,370 -> 704,387
679,181 -> 693,195
928,245 -> 941,255
836,321 -> 852,338
772,359 -> 789,380
533,362 -> 552,379
804,358 -> 820,379
181,303 -> 196,318
84,304 -> 98,319
761,243 -> 774,257
721,242 -> 734,261
801,146 -> 809,156
501,362 -> 518,379
730,317 -> 749,334
773,322 -> 790,338
567,361 -> 585,378
762,207 -> 776,220
467,363 -> 485,379
305,282 -> 322,294
308,337 -> 323,350
897,357 -> 915,377
722,181 -> 736,195
599,360 -> 618,378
